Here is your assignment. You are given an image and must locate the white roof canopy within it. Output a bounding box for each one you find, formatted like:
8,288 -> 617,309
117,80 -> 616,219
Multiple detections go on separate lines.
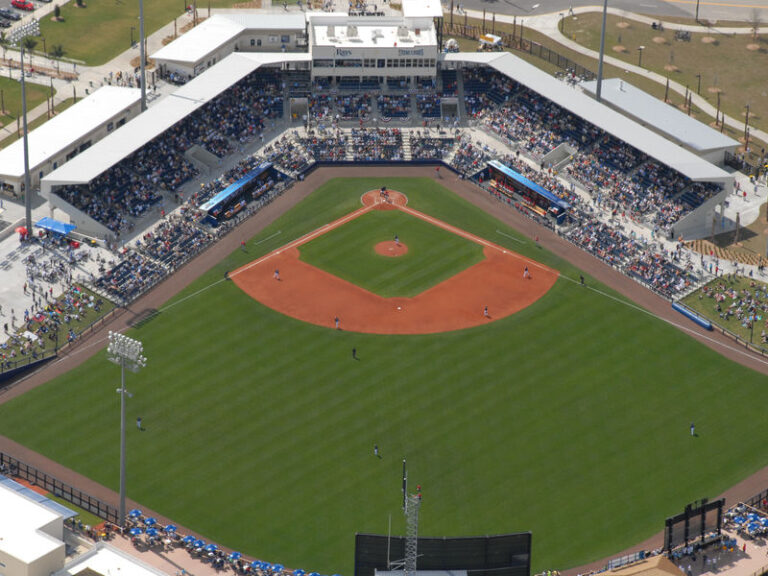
0,86 -> 140,181
444,52 -> 732,183
42,52 -> 310,190
580,78 -> 739,153
152,13 -> 306,65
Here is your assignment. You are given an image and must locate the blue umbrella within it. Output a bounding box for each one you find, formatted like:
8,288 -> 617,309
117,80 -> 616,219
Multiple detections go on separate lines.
183,535 -> 196,544
129,527 -> 143,536
205,543 -> 218,553
308,572 -> 320,576
294,570 -> 306,576
229,552 -> 243,561
748,513 -> 760,521
251,561 -> 262,570
272,564 -> 284,573
146,527 -> 159,537
144,517 -> 157,526
733,516 -> 747,524
761,518 -> 768,527
164,524 -> 178,533
129,509 -> 142,518
194,539 -> 205,548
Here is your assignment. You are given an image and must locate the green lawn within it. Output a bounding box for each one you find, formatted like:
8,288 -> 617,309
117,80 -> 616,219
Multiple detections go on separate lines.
45,492 -> 103,527
566,13 -> 768,138
299,210 -> 484,298
682,275 -> 768,346
2,178 -> 768,576
0,77 -> 54,130
37,0 -> 250,66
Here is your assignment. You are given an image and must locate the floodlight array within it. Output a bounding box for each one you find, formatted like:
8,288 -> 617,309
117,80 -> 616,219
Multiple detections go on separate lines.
107,331 -> 147,372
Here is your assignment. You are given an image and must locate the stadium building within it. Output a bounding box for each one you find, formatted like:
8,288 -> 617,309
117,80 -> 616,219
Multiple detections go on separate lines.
37,6 -> 733,242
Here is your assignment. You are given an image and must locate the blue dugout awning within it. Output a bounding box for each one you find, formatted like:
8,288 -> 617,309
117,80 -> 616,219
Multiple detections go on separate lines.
199,162 -> 273,213
488,160 -> 570,211
36,217 -> 77,236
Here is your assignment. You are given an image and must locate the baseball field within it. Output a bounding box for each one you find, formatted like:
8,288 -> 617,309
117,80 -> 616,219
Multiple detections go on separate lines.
2,177 -> 768,576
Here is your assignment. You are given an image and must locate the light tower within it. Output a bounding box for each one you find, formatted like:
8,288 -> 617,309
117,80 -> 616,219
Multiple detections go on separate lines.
401,459 -> 421,576
107,331 -> 147,528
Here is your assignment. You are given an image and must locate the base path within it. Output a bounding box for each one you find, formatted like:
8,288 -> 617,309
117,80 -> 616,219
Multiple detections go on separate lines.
231,190 -> 558,334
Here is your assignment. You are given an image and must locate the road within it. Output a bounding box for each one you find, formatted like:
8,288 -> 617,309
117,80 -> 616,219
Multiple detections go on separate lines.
451,0 -> 768,23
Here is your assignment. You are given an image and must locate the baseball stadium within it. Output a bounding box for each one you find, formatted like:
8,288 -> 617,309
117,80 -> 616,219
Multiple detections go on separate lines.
0,3 -> 768,576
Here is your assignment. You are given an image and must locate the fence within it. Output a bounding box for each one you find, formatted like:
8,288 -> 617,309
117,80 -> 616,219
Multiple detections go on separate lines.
0,451 -> 120,524
441,22 -> 595,80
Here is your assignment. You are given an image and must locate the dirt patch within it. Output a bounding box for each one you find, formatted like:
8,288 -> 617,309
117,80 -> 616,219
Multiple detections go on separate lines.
612,45 -> 627,53
708,86 -> 723,93
375,241 -> 408,257
702,36 -> 718,44
747,43 -> 760,51
664,64 -> 679,72
231,193 -> 558,334
616,21 -> 630,29
233,0 -> 261,7
652,36 -> 667,44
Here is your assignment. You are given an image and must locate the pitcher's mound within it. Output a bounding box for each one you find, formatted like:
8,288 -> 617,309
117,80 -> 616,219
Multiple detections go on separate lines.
375,241 -> 408,257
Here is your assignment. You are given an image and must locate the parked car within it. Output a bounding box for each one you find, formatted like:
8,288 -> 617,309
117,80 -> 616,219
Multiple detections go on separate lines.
0,19 -> 10,27
0,7 -> 22,19
11,0 -> 35,11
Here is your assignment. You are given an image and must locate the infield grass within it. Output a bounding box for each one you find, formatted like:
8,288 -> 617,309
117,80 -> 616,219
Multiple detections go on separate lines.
2,178 -> 768,576
299,209 -> 484,298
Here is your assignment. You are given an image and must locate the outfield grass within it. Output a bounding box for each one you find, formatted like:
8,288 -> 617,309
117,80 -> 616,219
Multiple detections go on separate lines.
2,178 -> 768,576
299,210 -> 484,298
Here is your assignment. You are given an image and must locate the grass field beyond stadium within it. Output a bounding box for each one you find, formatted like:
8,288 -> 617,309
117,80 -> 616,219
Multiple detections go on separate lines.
299,209 -> 484,298
2,178 -> 768,576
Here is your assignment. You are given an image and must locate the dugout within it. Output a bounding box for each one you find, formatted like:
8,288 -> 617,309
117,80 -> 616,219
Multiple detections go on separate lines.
486,160 -> 569,224
354,533 -> 531,576
199,162 -> 281,225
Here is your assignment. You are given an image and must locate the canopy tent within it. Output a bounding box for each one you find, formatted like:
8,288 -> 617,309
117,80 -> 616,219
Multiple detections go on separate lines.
36,217 -> 77,236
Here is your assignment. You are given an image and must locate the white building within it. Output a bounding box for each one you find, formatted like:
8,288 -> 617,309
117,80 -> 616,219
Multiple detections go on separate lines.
0,87 -> 141,195
0,477 -> 75,576
152,13 -> 307,79
55,543 -> 170,576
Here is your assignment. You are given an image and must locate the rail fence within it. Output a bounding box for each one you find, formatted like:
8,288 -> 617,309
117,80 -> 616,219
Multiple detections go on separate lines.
0,451 -> 119,524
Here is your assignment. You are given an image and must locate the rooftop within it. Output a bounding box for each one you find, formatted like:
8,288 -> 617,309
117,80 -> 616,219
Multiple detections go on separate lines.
401,0 -> 443,19
0,479 -> 65,564
312,20 -> 436,48
581,78 -> 740,153
0,86 -> 141,181
151,13 -> 306,65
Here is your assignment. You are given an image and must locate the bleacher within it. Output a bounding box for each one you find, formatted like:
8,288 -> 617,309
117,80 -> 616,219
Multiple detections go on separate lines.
378,94 -> 410,118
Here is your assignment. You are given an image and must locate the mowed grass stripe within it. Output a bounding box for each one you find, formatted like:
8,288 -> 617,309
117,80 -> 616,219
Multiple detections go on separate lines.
3,179 -> 768,576
299,210 -> 484,298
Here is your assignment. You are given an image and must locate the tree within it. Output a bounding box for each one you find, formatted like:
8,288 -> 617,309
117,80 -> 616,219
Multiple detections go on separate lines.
50,43 -> 64,72
53,4 -> 61,19
0,31 -> 8,63
750,8 -> 761,41
22,36 -> 37,68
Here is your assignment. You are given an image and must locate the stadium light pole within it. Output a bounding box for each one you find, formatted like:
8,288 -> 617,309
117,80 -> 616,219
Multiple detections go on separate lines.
595,0 -> 608,102
139,0 -> 147,111
107,332 -> 146,528
19,36 -> 32,233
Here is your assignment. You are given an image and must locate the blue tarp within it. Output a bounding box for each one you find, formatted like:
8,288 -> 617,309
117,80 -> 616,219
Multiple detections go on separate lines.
36,217 -> 77,236
199,162 -> 273,213
488,160 -> 570,212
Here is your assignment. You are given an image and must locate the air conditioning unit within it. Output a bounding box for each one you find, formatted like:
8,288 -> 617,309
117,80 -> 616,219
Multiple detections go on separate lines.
347,25 -> 358,37
397,25 -> 410,39
327,24 -> 336,38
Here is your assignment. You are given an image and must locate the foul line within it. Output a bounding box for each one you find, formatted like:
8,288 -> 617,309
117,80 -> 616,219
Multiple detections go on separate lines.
253,230 -> 282,246
400,205 -> 556,276
496,229 -> 526,244
559,274 -> 768,369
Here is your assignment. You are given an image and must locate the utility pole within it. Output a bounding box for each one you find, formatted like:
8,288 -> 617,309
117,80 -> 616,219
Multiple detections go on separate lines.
595,0 -> 608,101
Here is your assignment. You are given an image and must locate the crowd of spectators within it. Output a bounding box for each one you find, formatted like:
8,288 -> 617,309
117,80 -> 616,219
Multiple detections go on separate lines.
698,279 -> 768,338
134,214 -> 214,270
350,127 -> 403,161
335,94 -> 372,120
450,138 -> 497,174
300,130 -> 348,161
410,134 -> 455,160
93,250 -> 167,304
416,93 -> 442,118
377,94 -> 411,118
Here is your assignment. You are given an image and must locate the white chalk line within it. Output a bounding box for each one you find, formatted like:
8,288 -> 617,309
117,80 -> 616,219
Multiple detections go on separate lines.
399,205 -> 556,276
496,230 -> 526,244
